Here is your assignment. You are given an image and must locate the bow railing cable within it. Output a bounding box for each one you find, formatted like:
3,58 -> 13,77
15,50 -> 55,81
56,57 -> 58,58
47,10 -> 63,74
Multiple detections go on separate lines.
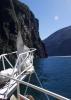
34,71 -> 50,100
24,73 -> 32,95
0,74 -> 70,100
10,0 -> 19,27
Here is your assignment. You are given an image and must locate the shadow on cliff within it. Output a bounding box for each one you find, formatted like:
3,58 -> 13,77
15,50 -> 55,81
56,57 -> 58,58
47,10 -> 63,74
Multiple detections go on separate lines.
0,0 -> 47,58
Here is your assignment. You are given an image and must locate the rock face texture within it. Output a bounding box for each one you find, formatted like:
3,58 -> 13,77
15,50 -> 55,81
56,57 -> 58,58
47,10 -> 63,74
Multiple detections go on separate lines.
44,26 -> 71,56
0,0 -> 47,57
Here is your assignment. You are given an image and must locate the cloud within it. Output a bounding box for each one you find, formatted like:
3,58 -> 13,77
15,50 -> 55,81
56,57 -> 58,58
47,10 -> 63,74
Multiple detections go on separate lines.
54,16 -> 59,21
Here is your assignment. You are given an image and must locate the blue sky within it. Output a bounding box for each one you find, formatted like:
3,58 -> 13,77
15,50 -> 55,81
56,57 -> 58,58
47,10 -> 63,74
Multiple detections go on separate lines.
20,0 -> 71,39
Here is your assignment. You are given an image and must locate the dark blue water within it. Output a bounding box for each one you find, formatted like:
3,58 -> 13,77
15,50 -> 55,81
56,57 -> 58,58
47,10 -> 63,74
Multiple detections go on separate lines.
21,57 -> 71,100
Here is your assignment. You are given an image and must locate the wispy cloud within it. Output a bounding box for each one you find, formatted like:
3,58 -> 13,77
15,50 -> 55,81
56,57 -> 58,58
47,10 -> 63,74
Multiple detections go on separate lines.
54,16 -> 59,21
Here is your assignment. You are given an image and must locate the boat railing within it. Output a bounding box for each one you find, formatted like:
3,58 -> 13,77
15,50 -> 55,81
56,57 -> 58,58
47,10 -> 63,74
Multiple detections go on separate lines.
1,74 -> 70,100
0,48 -> 36,71
0,48 -> 70,100
0,48 -> 36,99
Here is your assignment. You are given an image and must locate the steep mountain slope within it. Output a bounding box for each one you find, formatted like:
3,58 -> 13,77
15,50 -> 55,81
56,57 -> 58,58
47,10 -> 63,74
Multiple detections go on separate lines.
0,0 -> 47,57
44,26 -> 71,56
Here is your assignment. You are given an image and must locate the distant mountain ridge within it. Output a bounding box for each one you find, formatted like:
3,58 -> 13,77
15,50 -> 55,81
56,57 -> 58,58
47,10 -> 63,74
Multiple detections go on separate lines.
44,26 -> 71,56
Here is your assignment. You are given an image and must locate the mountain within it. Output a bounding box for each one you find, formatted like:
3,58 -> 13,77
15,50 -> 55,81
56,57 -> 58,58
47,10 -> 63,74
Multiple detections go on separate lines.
0,0 -> 47,57
44,26 -> 71,56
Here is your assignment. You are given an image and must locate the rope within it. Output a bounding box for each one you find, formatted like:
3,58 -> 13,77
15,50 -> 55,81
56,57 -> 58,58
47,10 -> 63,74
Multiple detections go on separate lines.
2,56 -> 6,70
24,73 -> 32,95
34,71 -> 50,100
17,82 -> 20,100
10,0 -> 19,27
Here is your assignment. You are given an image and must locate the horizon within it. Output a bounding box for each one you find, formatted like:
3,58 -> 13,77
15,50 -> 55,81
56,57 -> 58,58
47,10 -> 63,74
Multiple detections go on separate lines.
20,0 -> 71,40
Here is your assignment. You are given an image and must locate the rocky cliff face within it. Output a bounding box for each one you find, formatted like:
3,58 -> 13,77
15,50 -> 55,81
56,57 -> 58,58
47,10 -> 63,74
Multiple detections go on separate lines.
0,0 -> 47,57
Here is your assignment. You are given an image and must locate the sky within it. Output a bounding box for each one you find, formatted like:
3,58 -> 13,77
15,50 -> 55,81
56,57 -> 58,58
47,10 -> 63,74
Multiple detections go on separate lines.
20,0 -> 71,40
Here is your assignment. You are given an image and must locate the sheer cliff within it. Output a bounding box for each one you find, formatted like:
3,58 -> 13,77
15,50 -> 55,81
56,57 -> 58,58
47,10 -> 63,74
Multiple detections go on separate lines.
0,0 -> 47,57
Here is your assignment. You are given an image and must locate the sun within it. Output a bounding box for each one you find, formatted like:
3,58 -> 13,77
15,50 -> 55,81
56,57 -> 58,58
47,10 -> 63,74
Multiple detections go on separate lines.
54,16 -> 59,21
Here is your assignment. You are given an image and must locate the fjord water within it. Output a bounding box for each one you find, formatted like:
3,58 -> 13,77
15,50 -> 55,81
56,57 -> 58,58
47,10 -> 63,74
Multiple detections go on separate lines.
25,57 -> 71,100
20,57 -> 71,100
